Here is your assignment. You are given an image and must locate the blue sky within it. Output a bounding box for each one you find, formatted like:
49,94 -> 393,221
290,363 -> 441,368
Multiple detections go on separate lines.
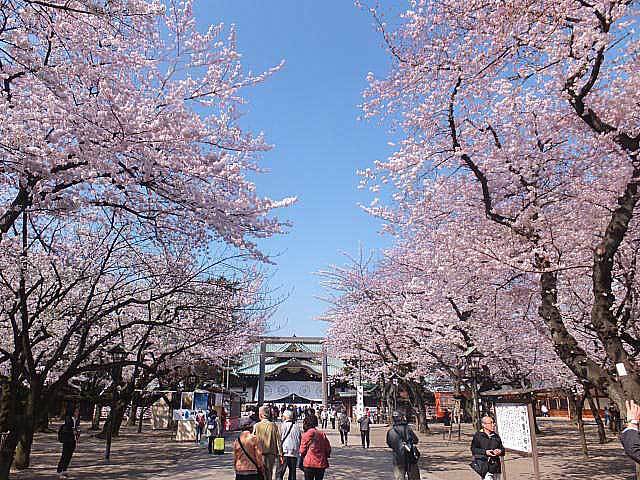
196,1 -> 394,336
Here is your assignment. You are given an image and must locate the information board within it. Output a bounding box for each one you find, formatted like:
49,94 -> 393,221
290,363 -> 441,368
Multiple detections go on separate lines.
495,403 -> 532,453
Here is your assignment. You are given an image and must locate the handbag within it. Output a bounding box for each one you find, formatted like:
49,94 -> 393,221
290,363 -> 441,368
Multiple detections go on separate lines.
395,425 -> 420,464
469,457 -> 489,477
238,436 -> 265,480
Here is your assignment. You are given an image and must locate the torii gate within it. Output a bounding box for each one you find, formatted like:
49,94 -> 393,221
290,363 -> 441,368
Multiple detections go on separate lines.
257,336 -> 329,407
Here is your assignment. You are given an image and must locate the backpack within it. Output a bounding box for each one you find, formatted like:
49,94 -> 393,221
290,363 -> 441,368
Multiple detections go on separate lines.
57,423 -> 74,443
207,417 -> 218,434
396,425 -> 420,464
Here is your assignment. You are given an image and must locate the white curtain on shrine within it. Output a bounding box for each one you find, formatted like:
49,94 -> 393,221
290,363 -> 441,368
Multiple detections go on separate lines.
263,381 -> 323,401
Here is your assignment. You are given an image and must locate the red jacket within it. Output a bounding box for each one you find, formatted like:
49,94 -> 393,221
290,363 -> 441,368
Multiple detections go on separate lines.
299,428 -> 331,469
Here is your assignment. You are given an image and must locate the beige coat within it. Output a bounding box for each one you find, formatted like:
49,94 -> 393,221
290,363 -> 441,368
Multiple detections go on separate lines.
253,419 -> 283,456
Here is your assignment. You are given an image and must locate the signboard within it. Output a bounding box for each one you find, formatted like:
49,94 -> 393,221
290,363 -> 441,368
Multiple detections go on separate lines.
173,409 -> 192,421
495,403 -> 532,453
214,393 -> 224,406
180,392 -> 193,411
355,385 -> 365,419
193,392 -> 209,411
494,402 -> 540,480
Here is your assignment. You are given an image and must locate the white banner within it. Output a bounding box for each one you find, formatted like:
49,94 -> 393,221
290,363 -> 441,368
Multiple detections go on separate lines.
264,381 -> 323,401
495,403 -> 533,453
355,385 -> 365,418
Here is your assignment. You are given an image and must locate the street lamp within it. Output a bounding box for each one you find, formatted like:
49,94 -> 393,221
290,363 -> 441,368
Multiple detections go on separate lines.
105,345 -> 127,462
462,346 -> 484,431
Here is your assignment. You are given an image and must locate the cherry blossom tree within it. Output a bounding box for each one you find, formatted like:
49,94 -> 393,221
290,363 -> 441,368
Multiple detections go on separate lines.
0,0 -> 294,255
0,211 -> 272,474
0,2 -> 293,476
357,0 -> 640,409
321,240 -> 573,428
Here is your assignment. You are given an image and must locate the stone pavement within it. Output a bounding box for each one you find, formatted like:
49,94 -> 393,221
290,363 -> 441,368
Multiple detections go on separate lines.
10,419 -> 639,479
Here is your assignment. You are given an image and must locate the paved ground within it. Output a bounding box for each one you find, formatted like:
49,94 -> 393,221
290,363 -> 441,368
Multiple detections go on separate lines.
10,419 -> 639,479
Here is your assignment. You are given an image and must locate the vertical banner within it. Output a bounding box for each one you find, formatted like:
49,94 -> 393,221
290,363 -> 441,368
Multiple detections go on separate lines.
356,385 -> 365,419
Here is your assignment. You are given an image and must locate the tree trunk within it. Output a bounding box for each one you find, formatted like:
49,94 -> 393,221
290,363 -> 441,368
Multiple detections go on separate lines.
13,387 -> 39,469
138,406 -> 145,433
35,408 -> 50,433
533,172 -> 640,410
569,393 -> 589,458
98,400 -> 127,439
0,378 -> 19,480
385,384 -> 394,423
585,390 -> 607,444
405,381 -> 430,433
127,402 -> 137,427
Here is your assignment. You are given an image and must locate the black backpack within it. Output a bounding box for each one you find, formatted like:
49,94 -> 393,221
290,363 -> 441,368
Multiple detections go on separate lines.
57,420 -> 75,443
57,424 -> 71,443
397,425 -> 420,464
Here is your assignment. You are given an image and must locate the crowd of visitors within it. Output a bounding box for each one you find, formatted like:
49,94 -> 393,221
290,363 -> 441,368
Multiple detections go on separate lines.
233,404 -> 333,480
59,398 -> 640,480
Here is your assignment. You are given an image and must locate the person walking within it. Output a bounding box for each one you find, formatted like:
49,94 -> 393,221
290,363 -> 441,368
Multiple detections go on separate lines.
338,411 -> 350,446
56,404 -> 80,479
329,408 -> 336,430
234,418 -> 265,480
195,410 -> 206,444
299,414 -> 331,480
540,404 -> 549,417
470,416 -> 505,480
604,406 -> 611,427
386,411 -> 421,480
358,412 -> 372,448
320,409 -> 328,429
276,410 -> 302,480
443,408 -> 451,427
610,403 -> 621,433
207,410 -> 220,454
253,405 -> 284,480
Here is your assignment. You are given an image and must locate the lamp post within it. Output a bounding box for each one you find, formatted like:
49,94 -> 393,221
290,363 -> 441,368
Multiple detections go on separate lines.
462,346 -> 484,431
105,345 -> 127,461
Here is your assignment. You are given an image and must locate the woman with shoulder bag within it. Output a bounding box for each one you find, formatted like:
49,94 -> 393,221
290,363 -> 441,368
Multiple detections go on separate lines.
299,414 -> 331,480
234,418 -> 265,480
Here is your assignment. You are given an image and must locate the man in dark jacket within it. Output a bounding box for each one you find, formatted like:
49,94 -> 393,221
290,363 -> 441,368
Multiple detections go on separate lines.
358,411 -> 372,449
207,410 -> 220,454
470,416 -> 505,480
621,400 -> 640,464
57,404 -> 80,479
386,411 -> 421,480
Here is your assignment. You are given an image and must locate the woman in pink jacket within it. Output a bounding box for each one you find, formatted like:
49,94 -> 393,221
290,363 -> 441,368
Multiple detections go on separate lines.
299,414 -> 331,480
